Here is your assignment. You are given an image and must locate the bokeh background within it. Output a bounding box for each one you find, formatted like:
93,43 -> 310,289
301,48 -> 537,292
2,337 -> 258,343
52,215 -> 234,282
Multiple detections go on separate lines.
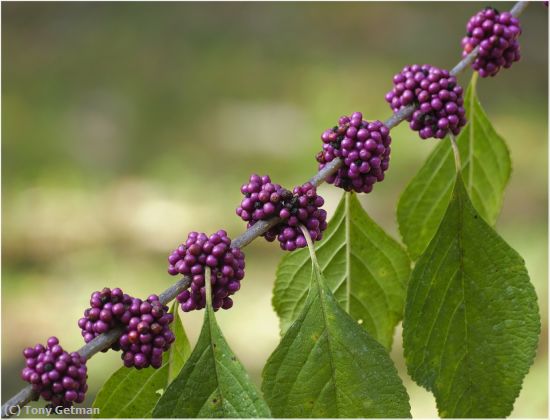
3,2 -> 548,417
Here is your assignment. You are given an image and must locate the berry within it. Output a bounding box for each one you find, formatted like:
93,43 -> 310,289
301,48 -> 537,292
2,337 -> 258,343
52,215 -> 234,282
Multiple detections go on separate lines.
236,175 -> 327,250
21,337 -> 88,408
462,7 -> 521,77
78,287 -> 133,352
276,182 -> 327,251
385,64 -> 467,139
236,174 -> 289,242
118,295 -> 175,369
168,230 -> 245,312
316,112 -> 391,193
79,288 -> 176,370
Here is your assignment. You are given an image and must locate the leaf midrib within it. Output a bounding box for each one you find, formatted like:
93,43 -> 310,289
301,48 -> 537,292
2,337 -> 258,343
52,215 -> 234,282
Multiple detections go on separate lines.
411,179 -> 474,417
205,312 -> 264,417
467,74 -> 477,193
277,209 -> 346,324
316,275 -> 342,416
206,310 -> 227,417
455,179 -> 473,417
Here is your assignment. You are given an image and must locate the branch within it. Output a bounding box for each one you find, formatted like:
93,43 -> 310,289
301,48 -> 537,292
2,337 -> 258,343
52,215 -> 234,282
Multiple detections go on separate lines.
1,1 -> 530,417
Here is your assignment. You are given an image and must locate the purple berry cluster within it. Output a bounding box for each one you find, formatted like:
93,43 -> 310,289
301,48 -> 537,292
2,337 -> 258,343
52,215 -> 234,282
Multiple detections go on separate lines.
21,337 -> 88,408
168,230 -> 245,312
316,112 -> 391,193
119,295 -> 175,369
236,175 -> 327,251
276,182 -> 327,251
462,8 -> 521,78
78,287 -> 132,351
78,287 -> 175,369
236,174 -> 287,242
385,64 -> 467,139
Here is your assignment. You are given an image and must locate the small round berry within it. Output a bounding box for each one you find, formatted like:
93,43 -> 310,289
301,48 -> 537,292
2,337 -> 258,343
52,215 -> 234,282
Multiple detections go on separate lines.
317,114 -> 391,192
78,287 -> 134,352
20,339 -> 88,408
462,7 -> 521,77
386,64 -> 467,139
236,174 -> 288,243
275,183 -> 327,251
118,295 -> 174,369
169,231 -> 246,312
236,175 -> 327,251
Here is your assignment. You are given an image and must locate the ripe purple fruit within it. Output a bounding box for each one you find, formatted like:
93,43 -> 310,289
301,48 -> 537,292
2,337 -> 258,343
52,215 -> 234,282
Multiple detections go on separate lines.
118,295 -> 175,369
79,288 -> 175,370
385,64 -> 467,139
236,175 -> 327,251
236,174 -> 287,242
21,337 -> 88,408
462,7 -> 521,77
316,112 -> 391,193
78,287 -> 133,352
276,182 -> 327,251
168,230 -> 245,312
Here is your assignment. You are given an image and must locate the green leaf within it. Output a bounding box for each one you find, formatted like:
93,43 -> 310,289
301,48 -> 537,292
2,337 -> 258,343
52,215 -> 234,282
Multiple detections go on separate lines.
168,304 -> 190,383
397,73 -> 511,260
263,257 -> 411,418
403,175 -> 540,417
152,304 -> 270,418
92,304 -> 191,418
273,192 -> 410,349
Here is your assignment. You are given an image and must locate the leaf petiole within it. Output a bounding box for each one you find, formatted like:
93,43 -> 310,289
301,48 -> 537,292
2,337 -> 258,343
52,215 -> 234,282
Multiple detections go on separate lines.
298,224 -> 322,274
450,134 -> 462,173
205,266 -> 213,310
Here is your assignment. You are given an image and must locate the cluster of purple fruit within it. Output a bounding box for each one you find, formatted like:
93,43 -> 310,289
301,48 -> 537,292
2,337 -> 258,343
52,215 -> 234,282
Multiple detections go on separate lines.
78,287 -> 132,351
276,182 -> 327,251
316,112 -> 391,193
78,287 -> 175,369
236,174 -> 287,242
16,5 -> 528,412
168,230 -> 245,312
118,294 -> 175,369
21,337 -> 87,408
462,7 -> 521,78
236,175 -> 327,251
385,64 -> 467,139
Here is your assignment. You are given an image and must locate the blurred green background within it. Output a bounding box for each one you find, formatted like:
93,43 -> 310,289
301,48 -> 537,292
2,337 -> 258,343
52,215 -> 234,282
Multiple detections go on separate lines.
2,2 -> 547,417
